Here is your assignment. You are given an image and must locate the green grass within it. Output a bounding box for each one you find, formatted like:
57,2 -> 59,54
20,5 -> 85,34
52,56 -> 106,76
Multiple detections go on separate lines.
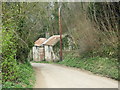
57,53 -> 119,80
2,63 -> 35,88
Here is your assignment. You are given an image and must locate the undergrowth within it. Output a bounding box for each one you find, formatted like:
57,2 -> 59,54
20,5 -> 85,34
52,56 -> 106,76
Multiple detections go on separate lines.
2,63 -> 35,88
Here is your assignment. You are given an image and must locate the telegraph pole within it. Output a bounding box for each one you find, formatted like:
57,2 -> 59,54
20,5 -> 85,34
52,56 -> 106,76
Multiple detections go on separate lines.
58,0 -> 62,61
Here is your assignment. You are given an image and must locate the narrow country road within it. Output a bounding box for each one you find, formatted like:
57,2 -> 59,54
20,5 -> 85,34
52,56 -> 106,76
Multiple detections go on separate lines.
31,63 -> 118,88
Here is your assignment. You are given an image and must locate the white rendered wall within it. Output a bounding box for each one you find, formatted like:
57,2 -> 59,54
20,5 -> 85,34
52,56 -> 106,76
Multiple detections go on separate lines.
44,45 -> 58,61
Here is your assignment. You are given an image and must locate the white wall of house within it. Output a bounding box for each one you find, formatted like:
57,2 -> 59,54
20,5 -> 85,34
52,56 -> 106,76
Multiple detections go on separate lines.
33,46 -> 44,61
33,46 -> 37,61
33,45 -> 59,62
44,45 -> 58,61
44,45 -> 52,61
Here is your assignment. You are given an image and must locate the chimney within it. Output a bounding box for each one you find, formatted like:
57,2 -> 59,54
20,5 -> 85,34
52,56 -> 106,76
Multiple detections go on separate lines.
46,32 -> 50,39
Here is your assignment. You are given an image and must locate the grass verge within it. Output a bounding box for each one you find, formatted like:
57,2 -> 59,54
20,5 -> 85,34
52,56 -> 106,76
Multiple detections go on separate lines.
2,63 -> 35,88
56,53 -> 119,80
